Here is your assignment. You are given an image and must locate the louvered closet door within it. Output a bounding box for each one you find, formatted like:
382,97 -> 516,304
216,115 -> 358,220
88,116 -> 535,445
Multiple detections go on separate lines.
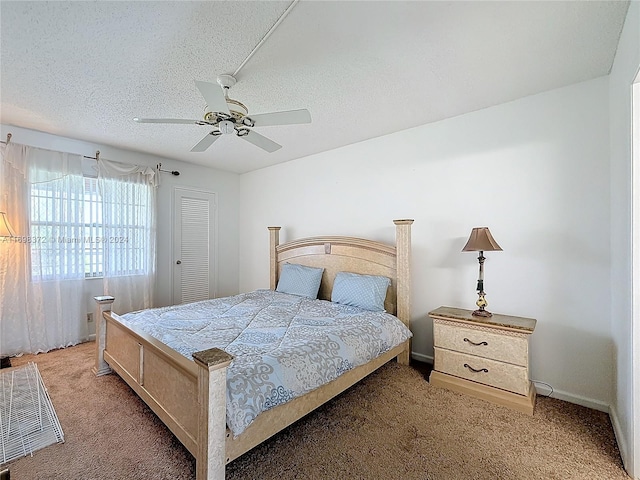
173,188 -> 218,304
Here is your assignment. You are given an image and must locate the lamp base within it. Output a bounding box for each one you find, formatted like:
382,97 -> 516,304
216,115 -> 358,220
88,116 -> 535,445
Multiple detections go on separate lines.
473,291 -> 491,317
472,308 -> 493,318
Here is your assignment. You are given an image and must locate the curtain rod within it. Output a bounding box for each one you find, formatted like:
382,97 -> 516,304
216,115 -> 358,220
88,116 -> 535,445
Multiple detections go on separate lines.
1,132 -> 100,160
1,133 -> 178,177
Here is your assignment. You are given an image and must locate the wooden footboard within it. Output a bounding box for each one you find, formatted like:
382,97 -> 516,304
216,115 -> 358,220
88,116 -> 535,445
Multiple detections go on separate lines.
101,313 -> 200,455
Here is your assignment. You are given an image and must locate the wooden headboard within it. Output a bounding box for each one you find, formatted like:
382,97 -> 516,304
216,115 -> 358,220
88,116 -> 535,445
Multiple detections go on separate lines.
268,220 -> 413,330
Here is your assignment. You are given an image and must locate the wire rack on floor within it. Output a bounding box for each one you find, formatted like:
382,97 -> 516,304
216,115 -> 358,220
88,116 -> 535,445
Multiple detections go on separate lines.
0,362 -> 64,465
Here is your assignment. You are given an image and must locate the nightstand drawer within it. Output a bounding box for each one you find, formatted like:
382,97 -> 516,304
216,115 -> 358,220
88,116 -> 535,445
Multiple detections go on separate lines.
433,321 -> 528,366
434,347 -> 529,395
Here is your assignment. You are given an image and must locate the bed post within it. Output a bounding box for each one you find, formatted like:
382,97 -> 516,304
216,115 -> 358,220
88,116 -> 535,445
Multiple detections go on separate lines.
268,226 -> 281,290
394,219 -> 414,365
92,295 -> 115,376
192,348 -> 234,480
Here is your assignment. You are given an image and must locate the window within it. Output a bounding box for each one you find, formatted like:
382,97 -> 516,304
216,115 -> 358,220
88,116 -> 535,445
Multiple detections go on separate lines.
99,174 -> 153,278
29,175 -> 153,280
29,173 -> 85,281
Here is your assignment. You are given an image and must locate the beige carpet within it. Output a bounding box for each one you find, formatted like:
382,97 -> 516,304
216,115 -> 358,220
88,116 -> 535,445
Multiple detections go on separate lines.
5,342 -> 628,480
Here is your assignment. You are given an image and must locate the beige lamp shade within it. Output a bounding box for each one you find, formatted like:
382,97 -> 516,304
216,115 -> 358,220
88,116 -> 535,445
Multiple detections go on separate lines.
462,227 -> 502,252
0,212 -> 17,237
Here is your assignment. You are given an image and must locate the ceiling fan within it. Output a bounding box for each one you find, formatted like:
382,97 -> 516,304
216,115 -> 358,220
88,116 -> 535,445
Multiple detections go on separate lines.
133,75 -> 311,153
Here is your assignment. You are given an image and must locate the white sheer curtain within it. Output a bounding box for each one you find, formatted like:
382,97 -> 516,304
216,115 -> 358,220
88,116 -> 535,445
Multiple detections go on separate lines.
97,159 -> 157,314
0,143 -> 86,356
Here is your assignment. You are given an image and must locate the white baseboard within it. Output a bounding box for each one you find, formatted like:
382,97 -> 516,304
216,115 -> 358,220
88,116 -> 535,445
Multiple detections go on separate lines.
411,351 -> 433,364
88,334 -> 96,342
535,387 -> 610,413
609,405 -> 633,477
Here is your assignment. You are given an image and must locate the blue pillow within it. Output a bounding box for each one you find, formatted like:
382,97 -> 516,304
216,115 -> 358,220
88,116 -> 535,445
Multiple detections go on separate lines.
331,272 -> 391,312
276,263 -> 324,299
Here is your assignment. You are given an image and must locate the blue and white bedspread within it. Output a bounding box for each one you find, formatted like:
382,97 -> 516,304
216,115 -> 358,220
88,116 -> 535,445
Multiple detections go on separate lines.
120,289 -> 412,436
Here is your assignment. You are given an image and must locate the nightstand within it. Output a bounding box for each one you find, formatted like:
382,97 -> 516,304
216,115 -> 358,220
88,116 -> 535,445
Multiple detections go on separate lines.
428,306 -> 537,415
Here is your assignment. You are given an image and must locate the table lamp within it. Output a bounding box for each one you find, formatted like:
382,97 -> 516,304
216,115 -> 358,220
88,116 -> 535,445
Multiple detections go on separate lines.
462,227 -> 502,317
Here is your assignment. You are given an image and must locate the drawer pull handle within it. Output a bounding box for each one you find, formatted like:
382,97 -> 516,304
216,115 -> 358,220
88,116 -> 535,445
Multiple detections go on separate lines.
464,363 -> 489,374
463,337 -> 488,346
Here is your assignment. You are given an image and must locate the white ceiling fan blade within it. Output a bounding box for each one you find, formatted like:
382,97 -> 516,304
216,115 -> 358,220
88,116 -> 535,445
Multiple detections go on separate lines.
241,130 -> 282,153
247,109 -> 311,127
191,133 -> 221,152
195,80 -> 229,115
134,118 -> 200,124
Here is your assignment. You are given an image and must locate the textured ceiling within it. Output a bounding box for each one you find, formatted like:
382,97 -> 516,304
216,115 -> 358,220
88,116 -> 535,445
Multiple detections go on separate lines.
0,1 -> 630,174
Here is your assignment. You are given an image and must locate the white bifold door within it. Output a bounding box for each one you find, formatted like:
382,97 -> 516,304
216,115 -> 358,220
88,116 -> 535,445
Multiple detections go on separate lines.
173,187 -> 217,304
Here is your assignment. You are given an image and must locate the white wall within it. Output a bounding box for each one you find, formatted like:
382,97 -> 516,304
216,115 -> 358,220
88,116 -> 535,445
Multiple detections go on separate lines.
0,124 -> 240,332
609,1 -> 640,476
239,76 -> 612,410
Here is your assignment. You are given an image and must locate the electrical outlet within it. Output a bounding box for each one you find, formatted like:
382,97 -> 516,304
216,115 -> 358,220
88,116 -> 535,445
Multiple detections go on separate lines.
87,312 -> 94,323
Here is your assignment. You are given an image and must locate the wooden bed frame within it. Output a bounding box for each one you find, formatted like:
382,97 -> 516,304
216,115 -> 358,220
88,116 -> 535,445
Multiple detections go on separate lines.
92,219 -> 413,480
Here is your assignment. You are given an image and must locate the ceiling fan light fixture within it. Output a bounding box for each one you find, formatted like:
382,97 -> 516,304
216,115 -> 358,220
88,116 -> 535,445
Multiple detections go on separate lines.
219,120 -> 235,134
